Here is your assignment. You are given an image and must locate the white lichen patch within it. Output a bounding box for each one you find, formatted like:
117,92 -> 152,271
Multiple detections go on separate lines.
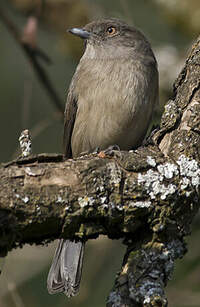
53,193 -> 71,211
64,205 -> 70,211
157,162 -> 178,179
180,177 -> 190,190
177,155 -> 200,189
191,176 -> 200,187
155,183 -> 176,200
186,191 -> 192,197
130,201 -> 152,208
35,205 -> 41,215
56,195 -> 65,203
143,296 -> 151,304
138,155 -> 200,200
138,169 -> 163,187
22,196 -> 29,203
177,155 -> 199,177
98,185 -> 105,193
116,203 -> 124,211
104,202 -> 123,212
138,169 -> 177,200
100,196 -> 107,204
146,156 -> 156,167
15,193 -> 30,204
102,203 -> 109,209
78,196 -> 95,208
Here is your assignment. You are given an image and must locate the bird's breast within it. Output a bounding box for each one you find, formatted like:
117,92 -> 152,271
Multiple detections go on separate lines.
71,58 -> 157,157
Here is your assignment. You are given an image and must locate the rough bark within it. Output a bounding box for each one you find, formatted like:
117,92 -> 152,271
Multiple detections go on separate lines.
0,36 -> 200,306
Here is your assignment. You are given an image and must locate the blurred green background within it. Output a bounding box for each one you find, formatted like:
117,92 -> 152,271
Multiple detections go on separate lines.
0,0 -> 200,306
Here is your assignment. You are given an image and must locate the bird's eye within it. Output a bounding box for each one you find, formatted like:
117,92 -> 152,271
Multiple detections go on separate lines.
106,26 -> 117,36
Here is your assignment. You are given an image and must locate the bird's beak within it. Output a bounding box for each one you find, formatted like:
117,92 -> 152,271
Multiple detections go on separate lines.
68,28 -> 91,39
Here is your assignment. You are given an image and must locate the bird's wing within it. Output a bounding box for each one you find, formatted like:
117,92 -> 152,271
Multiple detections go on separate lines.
63,89 -> 78,158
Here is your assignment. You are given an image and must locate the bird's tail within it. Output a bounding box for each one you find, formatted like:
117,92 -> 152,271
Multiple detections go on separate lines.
47,239 -> 84,297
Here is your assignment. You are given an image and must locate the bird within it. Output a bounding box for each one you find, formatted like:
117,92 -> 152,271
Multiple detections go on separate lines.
47,17 -> 159,298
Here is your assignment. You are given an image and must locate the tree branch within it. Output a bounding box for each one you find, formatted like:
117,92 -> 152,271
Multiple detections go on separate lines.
0,36 -> 200,306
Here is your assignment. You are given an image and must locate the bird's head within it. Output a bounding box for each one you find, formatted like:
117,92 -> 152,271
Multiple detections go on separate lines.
68,18 -> 154,60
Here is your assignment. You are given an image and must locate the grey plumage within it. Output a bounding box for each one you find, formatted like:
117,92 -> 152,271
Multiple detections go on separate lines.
47,18 -> 158,297
47,240 -> 84,297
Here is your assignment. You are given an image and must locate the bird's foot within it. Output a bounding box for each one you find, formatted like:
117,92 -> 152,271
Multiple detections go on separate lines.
97,144 -> 121,158
143,125 -> 160,146
104,144 -> 120,154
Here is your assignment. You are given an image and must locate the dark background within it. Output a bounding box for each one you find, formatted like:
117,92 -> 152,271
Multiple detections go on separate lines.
0,0 -> 200,306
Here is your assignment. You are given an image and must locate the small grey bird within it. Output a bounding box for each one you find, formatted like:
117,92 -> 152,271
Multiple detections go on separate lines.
47,18 -> 158,297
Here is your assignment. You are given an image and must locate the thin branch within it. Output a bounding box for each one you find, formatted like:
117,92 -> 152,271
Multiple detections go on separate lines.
0,7 -> 64,116
12,111 -> 61,159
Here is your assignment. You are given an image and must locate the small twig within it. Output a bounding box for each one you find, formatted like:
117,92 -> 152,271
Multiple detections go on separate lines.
0,7 -> 64,115
23,43 -> 64,114
19,130 -> 32,157
21,16 -> 52,64
12,111 -> 61,159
